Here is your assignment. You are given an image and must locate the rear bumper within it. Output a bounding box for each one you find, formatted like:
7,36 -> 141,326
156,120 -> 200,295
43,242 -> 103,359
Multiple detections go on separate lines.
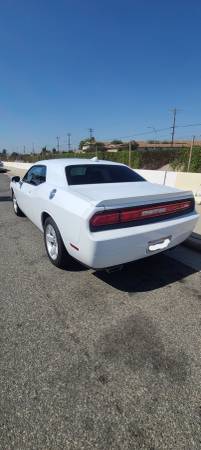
70,212 -> 199,269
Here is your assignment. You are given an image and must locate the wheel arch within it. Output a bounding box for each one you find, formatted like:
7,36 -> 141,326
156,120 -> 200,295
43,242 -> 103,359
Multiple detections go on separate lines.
41,211 -> 52,229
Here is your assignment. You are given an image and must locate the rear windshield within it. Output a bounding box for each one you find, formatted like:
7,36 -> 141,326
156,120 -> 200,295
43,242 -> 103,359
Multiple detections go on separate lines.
66,164 -> 145,185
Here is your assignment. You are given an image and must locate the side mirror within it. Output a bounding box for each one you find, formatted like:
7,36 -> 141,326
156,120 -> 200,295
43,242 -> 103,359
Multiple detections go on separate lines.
11,176 -> 20,183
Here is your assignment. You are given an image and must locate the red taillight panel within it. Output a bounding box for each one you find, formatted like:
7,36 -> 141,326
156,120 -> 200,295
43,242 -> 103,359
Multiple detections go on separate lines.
90,199 -> 194,231
120,209 -> 141,222
90,211 -> 120,227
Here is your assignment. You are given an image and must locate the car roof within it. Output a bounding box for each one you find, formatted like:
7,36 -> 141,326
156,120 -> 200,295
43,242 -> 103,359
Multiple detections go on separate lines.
33,158 -> 124,168
31,158 -> 128,188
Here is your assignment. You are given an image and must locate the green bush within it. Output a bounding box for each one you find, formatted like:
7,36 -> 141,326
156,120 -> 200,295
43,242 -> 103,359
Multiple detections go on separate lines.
5,146 -> 201,172
171,147 -> 201,172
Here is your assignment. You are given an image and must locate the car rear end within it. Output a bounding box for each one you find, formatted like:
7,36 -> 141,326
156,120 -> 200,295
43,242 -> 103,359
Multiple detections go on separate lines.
72,189 -> 198,269
85,198 -> 197,268
66,162 -> 199,269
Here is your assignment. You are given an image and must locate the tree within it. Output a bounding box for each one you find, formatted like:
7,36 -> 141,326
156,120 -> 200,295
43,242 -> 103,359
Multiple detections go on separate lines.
10,152 -> 19,159
111,140 -> 123,145
95,142 -> 106,151
130,140 -> 139,150
52,148 -> 57,154
41,146 -> 47,154
2,149 -> 7,155
79,137 -> 95,150
79,139 -> 88,150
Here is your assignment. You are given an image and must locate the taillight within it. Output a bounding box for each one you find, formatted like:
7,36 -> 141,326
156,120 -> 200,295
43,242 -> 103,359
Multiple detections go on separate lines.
90,199 -> 194,231
90,211 -> 120,227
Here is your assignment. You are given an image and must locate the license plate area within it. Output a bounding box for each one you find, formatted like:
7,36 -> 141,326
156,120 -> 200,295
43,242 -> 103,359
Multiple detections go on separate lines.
147,235 -> 172,253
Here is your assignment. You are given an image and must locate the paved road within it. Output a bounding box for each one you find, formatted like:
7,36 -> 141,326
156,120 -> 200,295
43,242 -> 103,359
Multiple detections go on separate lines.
0,173 -> 201,450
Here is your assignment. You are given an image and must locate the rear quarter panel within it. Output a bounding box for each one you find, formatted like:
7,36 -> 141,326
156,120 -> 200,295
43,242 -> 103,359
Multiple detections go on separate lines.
38,184 -> 95,247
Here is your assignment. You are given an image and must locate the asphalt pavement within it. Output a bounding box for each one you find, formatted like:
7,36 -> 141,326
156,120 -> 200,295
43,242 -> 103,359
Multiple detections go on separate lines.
0,172 -> 201,450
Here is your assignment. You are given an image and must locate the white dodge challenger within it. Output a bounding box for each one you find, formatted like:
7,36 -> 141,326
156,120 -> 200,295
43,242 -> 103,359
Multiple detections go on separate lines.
10,158 -> 199,270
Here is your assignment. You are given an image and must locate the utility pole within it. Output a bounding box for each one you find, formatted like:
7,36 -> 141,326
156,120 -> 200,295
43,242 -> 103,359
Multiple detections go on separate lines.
67,133 -> 71,152
170,108 -> 177,146
169,108 -> 182,146
23,145 -> 26,154
128,141 -> 132,167
88,128 -> 94,140
187,135 -> 195,172
32,143 -> 35,154
56,136 -> 60,152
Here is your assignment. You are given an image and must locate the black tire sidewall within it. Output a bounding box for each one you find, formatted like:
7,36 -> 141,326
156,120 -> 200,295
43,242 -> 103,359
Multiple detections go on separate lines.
44,217 -> 69,268
12,191 -> 23,216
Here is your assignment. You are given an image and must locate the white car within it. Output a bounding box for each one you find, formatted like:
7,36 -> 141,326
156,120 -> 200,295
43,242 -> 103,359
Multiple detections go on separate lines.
10,158 -> 199,270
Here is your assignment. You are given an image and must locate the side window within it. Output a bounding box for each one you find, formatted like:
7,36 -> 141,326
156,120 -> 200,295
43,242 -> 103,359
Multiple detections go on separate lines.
23,165 -> 47,186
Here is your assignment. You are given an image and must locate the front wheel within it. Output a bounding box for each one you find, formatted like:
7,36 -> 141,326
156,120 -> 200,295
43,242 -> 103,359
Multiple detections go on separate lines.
44,217 -> 71,269
12,192 -> 24,217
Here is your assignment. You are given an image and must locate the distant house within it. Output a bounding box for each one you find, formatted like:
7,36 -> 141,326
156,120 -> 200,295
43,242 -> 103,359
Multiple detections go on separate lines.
82,145 -> 91,151
107,148 -> 118,153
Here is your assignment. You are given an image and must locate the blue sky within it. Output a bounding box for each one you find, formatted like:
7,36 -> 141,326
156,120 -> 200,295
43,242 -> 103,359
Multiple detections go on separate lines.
1,0 -> 201,152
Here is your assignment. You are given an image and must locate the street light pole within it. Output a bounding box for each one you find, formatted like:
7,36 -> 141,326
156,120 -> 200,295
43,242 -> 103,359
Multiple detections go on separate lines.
67,133 -> 71,152
56,136 -> 60,152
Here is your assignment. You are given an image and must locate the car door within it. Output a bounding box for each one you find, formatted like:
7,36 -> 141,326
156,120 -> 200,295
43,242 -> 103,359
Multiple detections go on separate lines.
16,165 -> 47,225
15,166 -> 36,212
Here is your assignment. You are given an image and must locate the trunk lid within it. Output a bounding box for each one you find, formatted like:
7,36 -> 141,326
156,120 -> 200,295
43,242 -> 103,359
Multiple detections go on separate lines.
70,181 -> 193,208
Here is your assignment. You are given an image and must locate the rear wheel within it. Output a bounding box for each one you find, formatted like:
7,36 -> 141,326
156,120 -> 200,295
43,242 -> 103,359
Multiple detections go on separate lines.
44,217 -> 71,268
12,192 -> 24,217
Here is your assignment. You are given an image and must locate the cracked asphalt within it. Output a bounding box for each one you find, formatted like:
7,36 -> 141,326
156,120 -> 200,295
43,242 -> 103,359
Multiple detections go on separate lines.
0,172 -> 201,450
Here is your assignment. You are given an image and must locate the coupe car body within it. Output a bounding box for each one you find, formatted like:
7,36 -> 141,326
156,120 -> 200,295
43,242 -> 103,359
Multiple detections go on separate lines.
10,158 -> 199,269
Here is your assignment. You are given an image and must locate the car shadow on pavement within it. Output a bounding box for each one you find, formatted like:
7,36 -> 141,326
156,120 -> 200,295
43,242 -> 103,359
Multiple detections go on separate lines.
94,252 -> 198,293
0,196 -> 11,202
61,258 -> 88,272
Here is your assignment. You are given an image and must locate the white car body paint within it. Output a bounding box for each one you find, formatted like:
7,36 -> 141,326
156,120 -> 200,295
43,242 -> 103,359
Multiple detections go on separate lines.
10,158 -> 199,269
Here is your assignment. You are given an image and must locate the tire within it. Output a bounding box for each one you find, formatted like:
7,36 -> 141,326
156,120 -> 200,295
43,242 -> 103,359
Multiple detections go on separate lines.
12,191 -> 25,217
44,216 -> 71,269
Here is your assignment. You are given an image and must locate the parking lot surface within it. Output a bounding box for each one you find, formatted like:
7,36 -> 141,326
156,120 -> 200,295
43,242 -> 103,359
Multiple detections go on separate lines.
0,173 -> 201,450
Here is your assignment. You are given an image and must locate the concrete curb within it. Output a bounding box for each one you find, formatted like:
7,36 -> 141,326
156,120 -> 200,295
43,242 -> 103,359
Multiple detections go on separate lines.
185,233 -> 201,253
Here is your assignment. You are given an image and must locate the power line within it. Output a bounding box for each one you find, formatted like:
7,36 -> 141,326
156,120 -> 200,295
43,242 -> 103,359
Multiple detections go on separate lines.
5,120 -> 201,153
101,127 -> 172,141
101,120 -> 201,142
176,122 -> 201,129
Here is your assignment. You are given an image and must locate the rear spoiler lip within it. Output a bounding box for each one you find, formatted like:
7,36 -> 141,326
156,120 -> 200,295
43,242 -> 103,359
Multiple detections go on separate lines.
90,197 -> 195,232
95,191 -> 194,208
